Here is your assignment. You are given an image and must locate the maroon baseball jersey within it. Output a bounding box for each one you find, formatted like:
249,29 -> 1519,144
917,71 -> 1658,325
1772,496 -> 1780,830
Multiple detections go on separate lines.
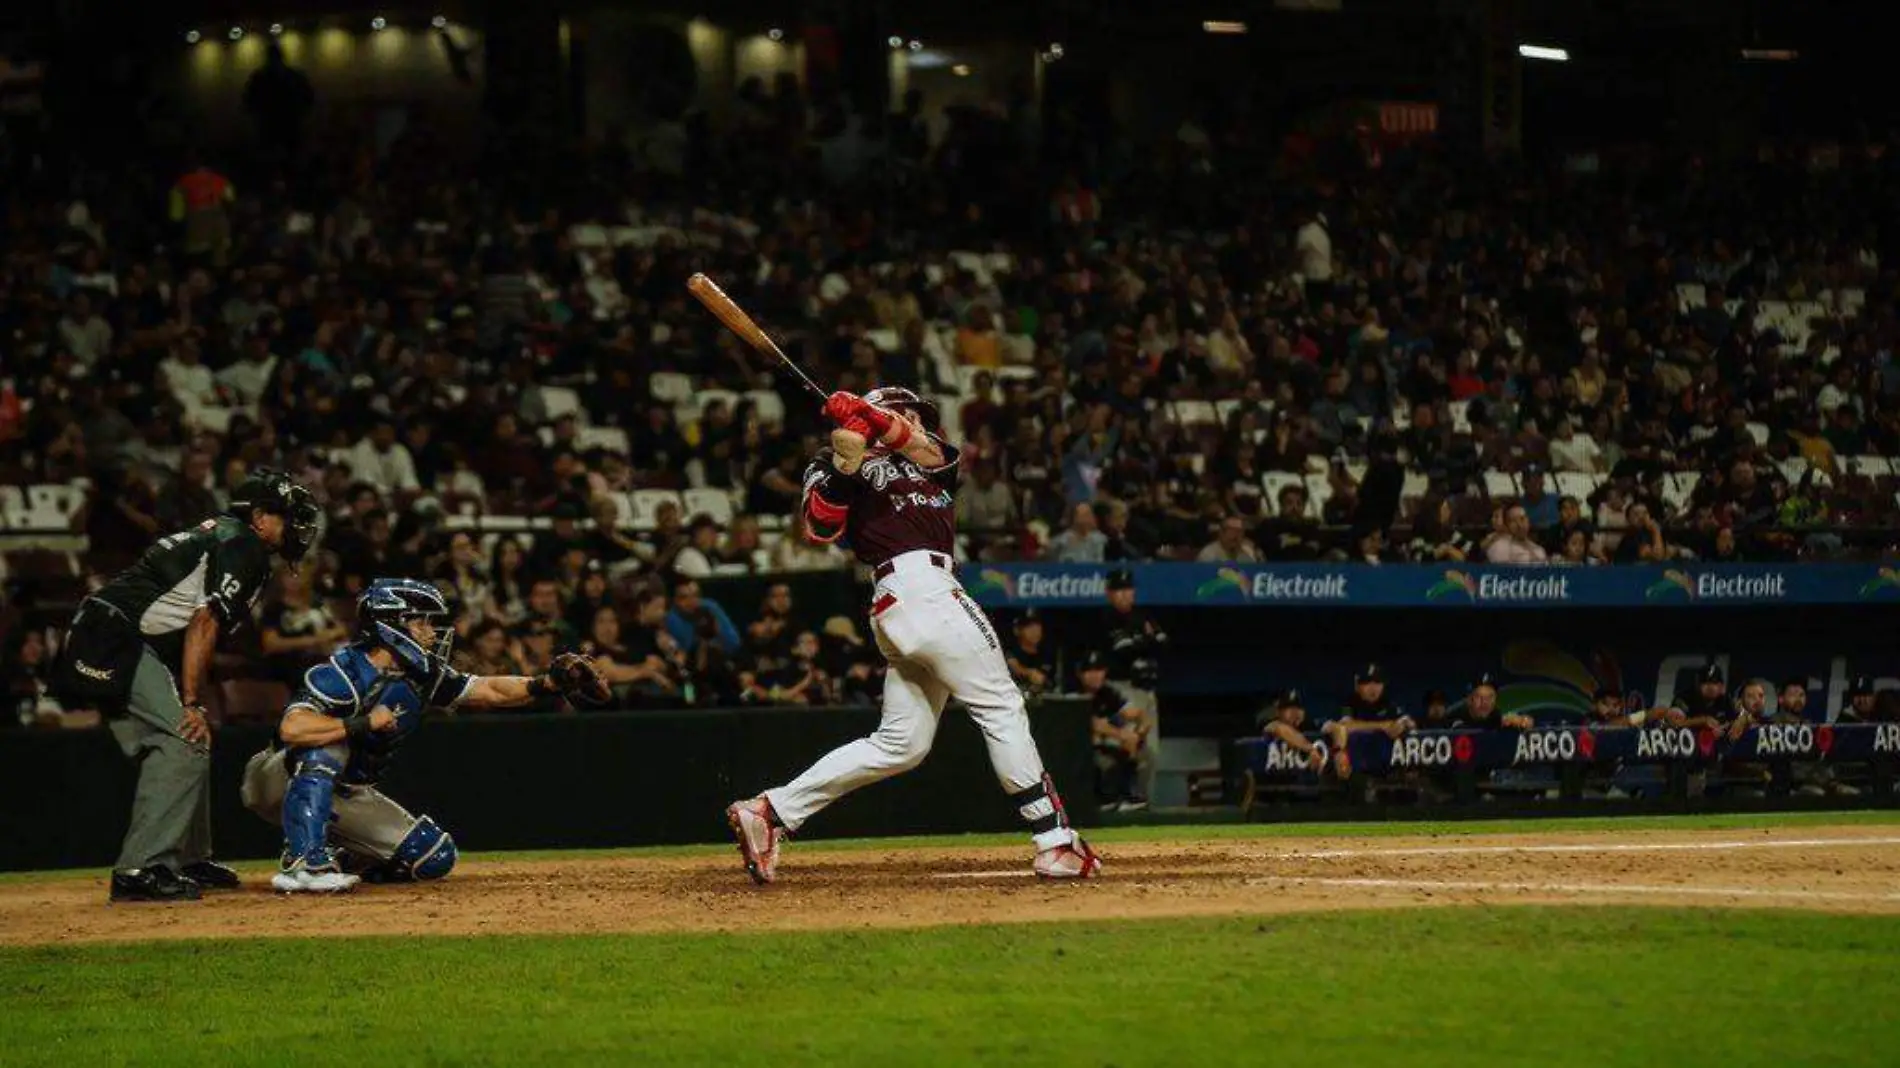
803,441 -> 961,566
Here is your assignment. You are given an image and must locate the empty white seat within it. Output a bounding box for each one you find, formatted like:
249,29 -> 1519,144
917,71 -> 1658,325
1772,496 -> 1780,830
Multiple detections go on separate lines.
607,492 -> 635,529
1449,400 -> 1472,435
1777,457 -> 1809,483
1401,470 -> 1431,504
1168,401 -> 1219,427
28,484 -> 83,520
864,328 -> 900,353
1214,399 -> 1242,427
1184,453 -> 1206,476
576,426 -> 630,456
1675,283 -> 1706,314
1554,472 -> 1597,503
1483,470 -> 1519,499
1302,474 -> 1335,517
630,489 -> 682,531
929,394 -> 964,435
744,389 -> 786,426
1745,421 -> 1770,446
1846,455 -> 1893,478
994,365 -> 1038,387
650,372 -> 694,405
482,515 -> 533,533
1662,471 -> 1700,513
682,488 -> 735,526
537,386 -> 582,423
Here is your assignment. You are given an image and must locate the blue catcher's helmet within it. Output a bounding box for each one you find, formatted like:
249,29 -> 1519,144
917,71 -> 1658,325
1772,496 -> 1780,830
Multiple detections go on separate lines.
357,578 -> 454,677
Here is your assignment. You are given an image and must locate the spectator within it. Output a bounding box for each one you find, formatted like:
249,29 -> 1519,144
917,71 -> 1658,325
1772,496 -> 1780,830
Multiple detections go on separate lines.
564,561 -> 614,636
1006,610 -> 1056,697
1407,496 -> 1473,561
955,305 -> 1003,369
1610,501 -> 1668,563
155,449 -> 220,531
489,535 -> 532,624
57,292 -> 113,369
455,620 -> 525,678
1587,686 -> 1641,728
1322,663 -> 1411,780
258,571 -> 347,685
665,578 -> 741,657
743,629 -> 827,705
1518,465 -> 1559,528
621,589 -> 687,708
771,513 -> 850,571
346,418 -> 421,495
1257,689 -> 1325,771
957,461 -> 1019,546
434,530 -> 496,627
1257,483 -> 1324,561
672,514 -> 723,578
1837,675 -> 1879,724
6,629 -> 66,729
1046,502 -> 1108,562
1554,526 -> 1603,566
1077,651 -> 1150,811
745,583 -> 798,661
531,500 -> 589,579
516,578 -> 578,652
1197,515 -> 1262,563
1486,505 -> 1549,564
1549,418 -> 1603,474
579,604 -> 667,706
716,516 -> 764,573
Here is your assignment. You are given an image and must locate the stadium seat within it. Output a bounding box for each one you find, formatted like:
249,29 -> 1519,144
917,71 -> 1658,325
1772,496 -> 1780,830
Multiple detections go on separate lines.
1554,472 -> 1597,503
483,515 -> 532,533
929,394 -> 963,435
1449,400 -> 1472,435
1745,422 -> 1770,445
864,328 -> 900,353
682,488 -> 735,527
606,492 -> 635,529
744,389 -> 786,426
1675,283 -> 1705,314
1482,470 -> 1519,499
1168,401 -> 1219,428
1777,457 -> 1809,483
1184,453 -> 1206,476
1214,399 -> 1242,427
1662,472 -> 1700,514
994,365 -> 1037,388
1400,470 -> 1431,506
1846,456 -> 1892,478
649,372 -> 694,405
576,427 -> 630,456
954,366 -> 988,398
630,490 -> 682,531
537,386 -> 582,423
1302,474 -> 1334,517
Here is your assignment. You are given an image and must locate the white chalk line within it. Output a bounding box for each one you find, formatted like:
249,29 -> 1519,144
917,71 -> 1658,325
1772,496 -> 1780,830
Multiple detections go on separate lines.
1270,835 -> 1900,860
1246,876 -> 1900,903
932,835 -> 1900,881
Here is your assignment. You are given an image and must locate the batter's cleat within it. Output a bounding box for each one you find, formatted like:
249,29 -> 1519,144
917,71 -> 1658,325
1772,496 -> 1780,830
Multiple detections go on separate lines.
726,797 -> 782,885
1034,835 -> 1103,880
109,867 -> 203,903
180,860 -> 241,890
270,864 -> 361,894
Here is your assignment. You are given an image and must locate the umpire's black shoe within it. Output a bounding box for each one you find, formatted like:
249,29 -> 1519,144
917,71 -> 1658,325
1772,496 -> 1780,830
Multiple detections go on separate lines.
109,867 -> 203,903
180,860 -> 242,890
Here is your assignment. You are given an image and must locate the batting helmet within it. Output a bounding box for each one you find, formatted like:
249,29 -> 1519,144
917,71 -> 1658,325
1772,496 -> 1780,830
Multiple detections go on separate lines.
863,386 -> 941,433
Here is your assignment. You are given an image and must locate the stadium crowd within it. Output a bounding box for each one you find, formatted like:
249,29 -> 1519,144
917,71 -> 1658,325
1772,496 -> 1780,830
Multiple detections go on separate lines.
6,69 -> 1900,731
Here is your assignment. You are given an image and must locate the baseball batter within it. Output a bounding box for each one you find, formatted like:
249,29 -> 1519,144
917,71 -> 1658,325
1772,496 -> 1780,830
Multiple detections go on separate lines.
240,578 -> 609,892
726,387 -> 1101,881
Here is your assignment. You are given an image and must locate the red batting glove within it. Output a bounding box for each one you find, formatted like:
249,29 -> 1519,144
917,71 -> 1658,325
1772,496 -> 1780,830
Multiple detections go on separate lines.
823,391 -> 867,425
856,404 -> 895,439
840,415 -> 874,438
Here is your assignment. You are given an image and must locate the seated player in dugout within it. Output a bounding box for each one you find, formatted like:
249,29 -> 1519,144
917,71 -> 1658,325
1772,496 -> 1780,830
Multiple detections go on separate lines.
1661,663 -> 1741,737
1077,651 -> 1150,811
1446,673 -> 1533,731
1321,662 -> 1412,780
1257,688 -> 1325,771
1006,608 -> 1056,698
1586,685 -> 1644,728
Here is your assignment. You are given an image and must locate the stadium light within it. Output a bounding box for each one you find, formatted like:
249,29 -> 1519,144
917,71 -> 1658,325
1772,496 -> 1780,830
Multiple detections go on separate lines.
269,23 -> 284,36
185,29 -> 201,44
1049,42 -> 1065,58
371,16 -> 388,31
432,15 -> 449,29
888,35 -> 903,48
952,64 -> 971,77
768,27 -> 784,41
908,39 -> 922,51
1517,44 -> 1569,62
228,26 -> 243,41
1203,21 -> 1248,34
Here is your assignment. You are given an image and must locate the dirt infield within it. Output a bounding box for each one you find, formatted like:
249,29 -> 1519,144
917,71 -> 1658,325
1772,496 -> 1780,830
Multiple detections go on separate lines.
5,824 -> 1898,946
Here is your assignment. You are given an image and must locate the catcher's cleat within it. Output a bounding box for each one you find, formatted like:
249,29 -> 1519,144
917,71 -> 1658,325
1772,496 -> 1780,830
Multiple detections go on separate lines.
270,857 -> 361,894
1033,834 -> 1103,879
726,796 -> 783,885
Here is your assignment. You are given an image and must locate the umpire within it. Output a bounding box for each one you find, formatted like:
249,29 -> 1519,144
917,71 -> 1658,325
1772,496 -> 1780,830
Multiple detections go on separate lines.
55,469 -> 318,902
1095,568 -> 1166,799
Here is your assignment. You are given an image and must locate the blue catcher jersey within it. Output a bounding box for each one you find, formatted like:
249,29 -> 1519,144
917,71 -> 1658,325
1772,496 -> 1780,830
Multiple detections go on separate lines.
285,643 -> 473,785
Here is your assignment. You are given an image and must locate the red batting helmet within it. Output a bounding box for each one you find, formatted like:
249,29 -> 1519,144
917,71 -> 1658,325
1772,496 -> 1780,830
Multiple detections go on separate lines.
863,386 -> 941,432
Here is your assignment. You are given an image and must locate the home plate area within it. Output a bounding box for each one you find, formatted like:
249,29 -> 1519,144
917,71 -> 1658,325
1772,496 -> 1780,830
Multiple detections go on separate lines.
4,824 -> 1898,947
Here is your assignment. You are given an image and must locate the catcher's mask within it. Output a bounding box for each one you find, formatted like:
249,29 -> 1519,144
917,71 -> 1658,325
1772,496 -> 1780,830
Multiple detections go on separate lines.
358,578 -> 455,677
862,386 -> 941,434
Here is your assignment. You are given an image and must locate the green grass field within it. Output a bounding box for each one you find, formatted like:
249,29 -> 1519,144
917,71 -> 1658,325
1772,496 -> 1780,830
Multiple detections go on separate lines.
6,812 -> 1899,1066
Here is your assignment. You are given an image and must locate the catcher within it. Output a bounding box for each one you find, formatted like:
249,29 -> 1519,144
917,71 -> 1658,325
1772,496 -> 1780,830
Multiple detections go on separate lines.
240,578 -> 608,892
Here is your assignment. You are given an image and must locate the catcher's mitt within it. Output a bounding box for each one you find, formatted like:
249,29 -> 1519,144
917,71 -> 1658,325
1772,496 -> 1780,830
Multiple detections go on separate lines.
547,652 -> 612,705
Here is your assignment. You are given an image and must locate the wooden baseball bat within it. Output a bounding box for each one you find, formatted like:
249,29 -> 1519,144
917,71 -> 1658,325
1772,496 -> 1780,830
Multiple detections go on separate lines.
686,272 -> 827,400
